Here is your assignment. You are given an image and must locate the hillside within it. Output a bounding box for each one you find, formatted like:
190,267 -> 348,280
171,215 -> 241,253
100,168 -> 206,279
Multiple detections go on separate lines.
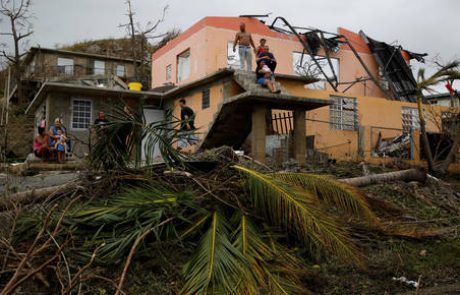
58,37 -> 153,60
58,29 -> 180,60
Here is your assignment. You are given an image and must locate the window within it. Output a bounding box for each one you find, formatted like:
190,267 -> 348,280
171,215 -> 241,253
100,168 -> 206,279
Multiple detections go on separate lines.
202,89 -> 210,109
330,96 -> 358,131
292,52 -> 339,89
116,65 -> 125,77
177,49 -> 190,82
227,42 -> 241,69
166,64 -> 172,80
401,107 -> 420,133
71,99 -> 92,129
57,58 -> 74,75
93,60 -> 105,75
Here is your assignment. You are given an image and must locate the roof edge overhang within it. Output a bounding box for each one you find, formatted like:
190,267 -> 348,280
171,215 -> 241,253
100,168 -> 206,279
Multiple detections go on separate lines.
24,47 -> 143,66
25,82 -> 163,114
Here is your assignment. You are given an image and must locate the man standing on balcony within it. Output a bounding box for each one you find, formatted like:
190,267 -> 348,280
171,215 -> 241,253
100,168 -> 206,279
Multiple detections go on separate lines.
233,23 -> 256,71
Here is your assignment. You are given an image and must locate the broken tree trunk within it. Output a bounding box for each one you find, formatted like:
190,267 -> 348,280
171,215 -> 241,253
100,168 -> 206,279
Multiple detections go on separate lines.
0,182 -> 79,211
438,126 -> 460,174
340,168 -> 426,187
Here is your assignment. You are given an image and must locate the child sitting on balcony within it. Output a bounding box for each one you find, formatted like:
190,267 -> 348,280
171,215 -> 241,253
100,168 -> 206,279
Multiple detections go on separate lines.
256,60 -> 280,94
261,64 -> 272,75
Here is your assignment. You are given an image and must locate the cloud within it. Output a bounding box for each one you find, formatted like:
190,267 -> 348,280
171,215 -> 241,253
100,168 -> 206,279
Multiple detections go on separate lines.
1,0 -> 458,90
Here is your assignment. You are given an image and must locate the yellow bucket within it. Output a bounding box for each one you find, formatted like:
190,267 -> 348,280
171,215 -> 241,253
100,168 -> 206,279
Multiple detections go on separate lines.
128,82 -> 143,91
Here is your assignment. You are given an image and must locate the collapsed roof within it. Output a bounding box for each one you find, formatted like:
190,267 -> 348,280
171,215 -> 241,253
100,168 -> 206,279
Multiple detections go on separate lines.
360,31 -> 427,103
267,16 -> 427,102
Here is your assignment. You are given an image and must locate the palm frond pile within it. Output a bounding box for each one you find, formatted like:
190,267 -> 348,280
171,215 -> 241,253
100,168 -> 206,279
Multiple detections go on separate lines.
1,106 -> 450,295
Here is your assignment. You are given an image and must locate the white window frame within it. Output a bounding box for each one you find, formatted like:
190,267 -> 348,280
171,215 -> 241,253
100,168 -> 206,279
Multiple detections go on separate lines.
71,98 -> 92,130
116,65 -> 126,77
57,57 -> 74,75
292,52 -> 339,89
93,60 -> 105,75
177,49 -> 191,82
329,96 -> 358,131
401,107 -> 420,133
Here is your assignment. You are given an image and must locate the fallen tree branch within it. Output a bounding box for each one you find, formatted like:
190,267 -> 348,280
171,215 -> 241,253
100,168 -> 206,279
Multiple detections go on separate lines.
61,243 -> 104,295
339,168 -> 426,187
2,240 -> 69,295
0,182 -> 81,211
115,217 -> 175,295
1,204 -> 58,295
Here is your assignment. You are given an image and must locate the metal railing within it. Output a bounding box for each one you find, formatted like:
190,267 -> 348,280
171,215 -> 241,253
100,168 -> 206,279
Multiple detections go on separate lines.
23,65 -> 135,81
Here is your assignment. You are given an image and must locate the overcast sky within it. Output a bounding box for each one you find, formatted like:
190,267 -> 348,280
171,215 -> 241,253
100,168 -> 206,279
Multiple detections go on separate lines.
1,0 -> 459,88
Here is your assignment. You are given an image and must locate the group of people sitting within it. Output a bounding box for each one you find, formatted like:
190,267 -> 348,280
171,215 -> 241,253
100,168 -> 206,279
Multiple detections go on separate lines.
34,118 -> 69,163
233,22 -> 280,93
33,112 -> 109,163
33,111 -> 109,164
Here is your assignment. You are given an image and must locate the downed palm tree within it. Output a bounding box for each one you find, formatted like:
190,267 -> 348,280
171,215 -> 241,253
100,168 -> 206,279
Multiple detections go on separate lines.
58,164 -> 376,294
90,105 -> 188,170
416,61 -> 460,174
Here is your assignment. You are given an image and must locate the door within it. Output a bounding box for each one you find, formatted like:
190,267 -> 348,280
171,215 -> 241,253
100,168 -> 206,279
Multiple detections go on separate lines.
141,109 -> 165,164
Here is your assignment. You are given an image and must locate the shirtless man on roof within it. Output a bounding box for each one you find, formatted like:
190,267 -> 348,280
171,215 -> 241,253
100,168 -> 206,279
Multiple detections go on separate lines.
233,22 -> 256,71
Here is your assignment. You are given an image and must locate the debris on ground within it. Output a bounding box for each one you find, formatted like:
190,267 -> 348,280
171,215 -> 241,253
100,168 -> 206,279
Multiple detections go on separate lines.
0,150 -> 459,294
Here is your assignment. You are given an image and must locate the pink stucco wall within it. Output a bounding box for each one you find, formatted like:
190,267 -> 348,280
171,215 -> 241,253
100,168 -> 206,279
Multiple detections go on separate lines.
151,16 -> 388,98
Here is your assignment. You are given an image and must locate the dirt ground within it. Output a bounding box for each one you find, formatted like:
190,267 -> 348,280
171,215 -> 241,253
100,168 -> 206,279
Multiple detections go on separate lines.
303,162 -> 460,295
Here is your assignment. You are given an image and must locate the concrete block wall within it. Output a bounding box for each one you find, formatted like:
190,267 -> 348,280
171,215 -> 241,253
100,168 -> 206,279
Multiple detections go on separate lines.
45,92 -> 130,158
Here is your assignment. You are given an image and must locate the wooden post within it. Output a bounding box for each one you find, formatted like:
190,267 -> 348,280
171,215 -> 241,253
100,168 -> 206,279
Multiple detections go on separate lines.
251,105 -> 267,163
293,109 -> 306,165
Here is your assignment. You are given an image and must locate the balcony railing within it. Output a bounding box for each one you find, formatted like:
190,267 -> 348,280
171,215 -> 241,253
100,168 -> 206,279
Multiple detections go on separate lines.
24,65 -> 130,81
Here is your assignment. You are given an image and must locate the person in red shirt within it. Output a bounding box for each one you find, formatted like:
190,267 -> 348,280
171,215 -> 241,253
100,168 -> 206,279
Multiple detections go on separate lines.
256,38 -> 266,55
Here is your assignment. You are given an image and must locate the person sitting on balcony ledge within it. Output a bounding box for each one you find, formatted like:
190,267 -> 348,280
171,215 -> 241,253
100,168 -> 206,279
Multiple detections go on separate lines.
256,45 -> 277,74
256,60 -> 280,94
233,22 -> 256,71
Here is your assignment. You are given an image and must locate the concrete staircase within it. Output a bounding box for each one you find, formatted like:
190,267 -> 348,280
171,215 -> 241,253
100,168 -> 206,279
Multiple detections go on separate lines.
233,70 -> 290,95
200,94 -> 253,150
200,71 -> 294,150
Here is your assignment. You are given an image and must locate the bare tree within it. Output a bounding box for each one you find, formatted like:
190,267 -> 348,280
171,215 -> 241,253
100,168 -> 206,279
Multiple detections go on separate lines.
119,0 -> 168,82
416,61 -> 460,174
0,0 -> 33,105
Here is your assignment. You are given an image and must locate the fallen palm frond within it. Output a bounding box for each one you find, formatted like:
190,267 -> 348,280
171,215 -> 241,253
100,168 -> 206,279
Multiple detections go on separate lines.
273,172 -> 377,222
68,183 -> 194,262
6,143 -> 454,294
91,106 -> 188,170
181,211 -> 247,294
233,165 -> 365,268
233,214 -> 310,295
